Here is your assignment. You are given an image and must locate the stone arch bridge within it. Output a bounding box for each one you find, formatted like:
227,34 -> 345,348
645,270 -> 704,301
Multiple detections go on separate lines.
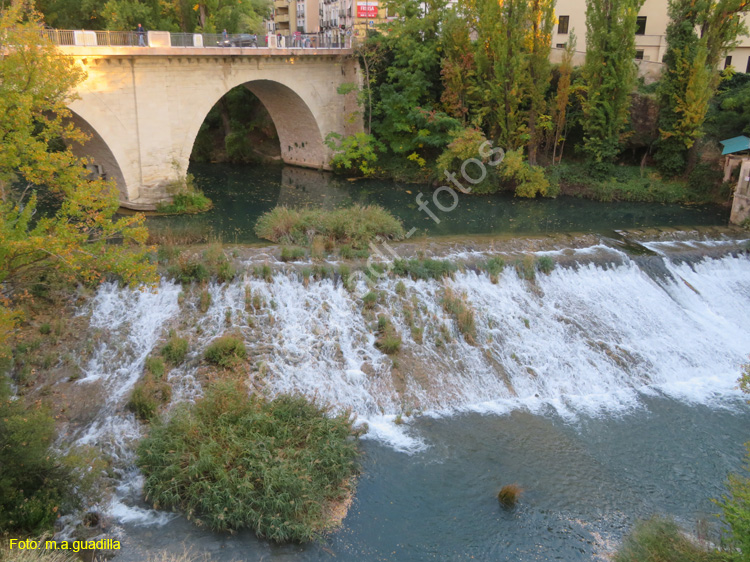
59,44 -> 362,209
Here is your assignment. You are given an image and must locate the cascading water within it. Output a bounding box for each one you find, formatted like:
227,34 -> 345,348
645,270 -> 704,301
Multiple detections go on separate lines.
70,239 -> 750,536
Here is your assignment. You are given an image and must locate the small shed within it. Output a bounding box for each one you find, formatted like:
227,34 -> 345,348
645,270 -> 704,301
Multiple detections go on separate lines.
721,135 -> 750,225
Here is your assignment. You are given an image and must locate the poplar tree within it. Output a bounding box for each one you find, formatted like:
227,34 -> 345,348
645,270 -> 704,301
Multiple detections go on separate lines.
581,0 -> 645,169
655,0 -> 750,176
525,0 -> 556,164
549,32 -> 577,164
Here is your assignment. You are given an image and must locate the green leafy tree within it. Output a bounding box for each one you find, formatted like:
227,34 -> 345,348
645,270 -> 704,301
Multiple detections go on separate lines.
581,0 -> 645,169
370,0 -> 460,163
0,6 -> 156,347
549,32 -> 578,164
655,0 -> 750,176
525,0 -> 555,164
325,132 -> 383,177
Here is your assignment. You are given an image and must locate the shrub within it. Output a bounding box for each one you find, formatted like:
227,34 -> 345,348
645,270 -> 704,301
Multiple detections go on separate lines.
395,280 -> 407,296
715,443 -> 750,556
0,380 -> 86,533
156,188 -> 213,215
375,315 -> 401,354
392,258 -> 457,280
514,255 -> 536,281
434,127 -> 499,194
499,150 -> 555,198
254,205 -> 404,249
137,382 -> 360,542
481,257 -> 505,283
497,484 -> 523,509
204,336 -> 246,369
324,132 -> 382,177
39,323 -> 51,335
441,288 -> 476,344
363,291 -> 378,309
128,374 -> 172,421
536,256 -> 555,275
162,336 -> 189,365
145,356 -> 166,378
280,246 -> 306,262
613,516 -> 726,562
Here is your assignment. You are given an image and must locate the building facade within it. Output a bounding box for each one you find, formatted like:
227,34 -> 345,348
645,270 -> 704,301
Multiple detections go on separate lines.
551,0 -> 750,70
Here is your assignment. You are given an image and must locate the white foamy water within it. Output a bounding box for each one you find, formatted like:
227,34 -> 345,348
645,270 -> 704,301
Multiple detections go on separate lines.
72,246 -> 750,524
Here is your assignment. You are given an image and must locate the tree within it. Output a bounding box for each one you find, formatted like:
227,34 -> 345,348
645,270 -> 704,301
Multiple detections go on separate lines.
549,32 -> 577,164
655,0 -> 750,176
525,0 -> 555,164
581,0 -> 645,169
0,5 -> 155,353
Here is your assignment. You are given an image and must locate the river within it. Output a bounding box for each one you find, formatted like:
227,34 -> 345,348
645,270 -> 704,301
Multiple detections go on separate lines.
70,164 -> 749,561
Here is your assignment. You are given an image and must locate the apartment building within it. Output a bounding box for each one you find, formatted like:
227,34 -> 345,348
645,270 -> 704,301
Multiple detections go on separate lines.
552,0 -> 750,70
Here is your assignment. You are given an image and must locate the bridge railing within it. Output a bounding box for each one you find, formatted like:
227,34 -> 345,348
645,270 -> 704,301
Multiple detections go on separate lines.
42,29 -> 351,49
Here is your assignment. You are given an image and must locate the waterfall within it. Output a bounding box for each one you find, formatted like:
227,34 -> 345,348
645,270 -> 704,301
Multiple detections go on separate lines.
72,240 -> 750,525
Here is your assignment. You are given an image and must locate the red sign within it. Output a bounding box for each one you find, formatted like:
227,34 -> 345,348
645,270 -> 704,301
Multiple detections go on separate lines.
357,1 -> 378,18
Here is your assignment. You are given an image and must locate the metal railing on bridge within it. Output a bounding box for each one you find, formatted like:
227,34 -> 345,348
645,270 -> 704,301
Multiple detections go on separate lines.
42,28 -> 352,49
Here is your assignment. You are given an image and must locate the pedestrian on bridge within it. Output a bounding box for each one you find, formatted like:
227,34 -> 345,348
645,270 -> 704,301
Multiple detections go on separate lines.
136,23 -> 146,46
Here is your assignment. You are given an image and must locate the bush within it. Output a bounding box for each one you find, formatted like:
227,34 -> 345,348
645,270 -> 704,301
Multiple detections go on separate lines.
497,484 -> 523,509
156,191 -> 213,215
137,382 -> 360,542
375,315 -> 401,354
392,258 -> 457,280
280,246 -> 306,262
499,150 -> 556,198
204,336 -> 246,369
613,516 -> 727,562
325,132 -> 382,177
254,205 -> 404,249
715,443 -> 750,556
145,356 -> 166,378
0,381 -> 84,533
434,128 -> 499,194
441,288 -> 476,344
162,335 -> 189,365
128,374 -> 172,421
481,257 -> 505,283
168,259 -> 210,285
536,256 -> 555,275
363,291 -> 378,309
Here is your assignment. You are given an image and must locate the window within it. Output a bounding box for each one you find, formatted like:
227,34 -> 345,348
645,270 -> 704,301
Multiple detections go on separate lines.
725,55 -> 733,69
746,57 -> 750,73
556,43 -> 566,48
635,50 -> 644,60
558,15 -> 569,34
635,16 -> 646,35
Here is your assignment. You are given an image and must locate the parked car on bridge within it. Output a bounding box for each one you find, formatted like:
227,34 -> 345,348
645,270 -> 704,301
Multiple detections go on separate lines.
218,34 -> 258,47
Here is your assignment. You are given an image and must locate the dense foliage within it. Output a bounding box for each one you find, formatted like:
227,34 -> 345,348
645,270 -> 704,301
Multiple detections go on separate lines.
254,204 -> 405,248
0,380 -> 96,534
36,0 -> 271,34
137,382 -> 360,542
0,6 -> 155,355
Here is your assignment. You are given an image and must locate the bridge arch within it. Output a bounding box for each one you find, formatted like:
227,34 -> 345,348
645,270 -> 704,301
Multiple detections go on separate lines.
66,110 -> 130,201
183,78 -> 328,173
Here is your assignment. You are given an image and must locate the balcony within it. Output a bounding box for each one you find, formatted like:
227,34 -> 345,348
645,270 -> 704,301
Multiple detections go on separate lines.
275,13 -> 290,23
274,0 -> 289,8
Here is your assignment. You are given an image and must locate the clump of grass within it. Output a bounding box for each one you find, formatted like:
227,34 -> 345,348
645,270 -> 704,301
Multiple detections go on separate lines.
254,205 -> 404,249
497,484 -> 523,509
280,246 -> 306,262
156,184 -> 213,215
392,258 -> 457,280
338,265 -> 352,289
0,543 -> 77,561
395,280 -> 406,296
481,257 -> 505,283
441,287 -> 476,344
204,336 -> 246,369
536,255 -> 555,275
168,258 -> 210,285
362,291 -> 378,309
198,289 -> 212,313
375,315 -> 401,354
254,264 -> 273,282
514,255 -> 536,281
145,356 -> 166,378
339,245 -> 353,259
613,516 -> 726,562
39,323 -> 51,335
128,373 -> 172,422
136,381 -> 360,542
162,335 -> 189,365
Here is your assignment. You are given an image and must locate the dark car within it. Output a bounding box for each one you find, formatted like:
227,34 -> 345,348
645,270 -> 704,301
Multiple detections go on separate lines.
218,34 -> 258,47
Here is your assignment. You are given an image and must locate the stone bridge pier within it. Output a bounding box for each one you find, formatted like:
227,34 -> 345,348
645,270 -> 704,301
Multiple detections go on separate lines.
60,46 -> 362,209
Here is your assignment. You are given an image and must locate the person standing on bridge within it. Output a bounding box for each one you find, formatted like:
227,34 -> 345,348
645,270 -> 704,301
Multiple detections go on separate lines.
136,23 -> 146,46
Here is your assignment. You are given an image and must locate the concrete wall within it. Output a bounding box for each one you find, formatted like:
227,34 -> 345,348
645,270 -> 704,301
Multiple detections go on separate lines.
60,47 -> 361,208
